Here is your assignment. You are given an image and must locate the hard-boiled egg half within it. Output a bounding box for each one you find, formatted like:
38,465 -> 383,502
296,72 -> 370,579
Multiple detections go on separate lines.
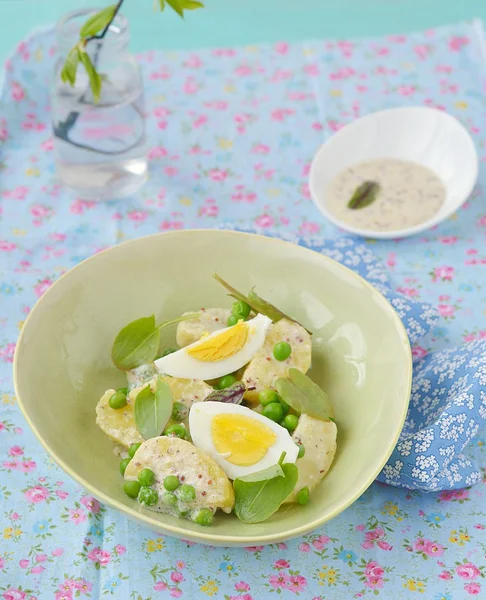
189,401 -> 299,480
155,313 -> 272,380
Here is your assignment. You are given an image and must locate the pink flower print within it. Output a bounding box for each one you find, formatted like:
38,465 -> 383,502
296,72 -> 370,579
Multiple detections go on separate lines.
254,214 -> 274,228
299,221 -> 320,234
87,547 -> 111,565
270,69 -> 293,82
81,496 -> 101,513
11,82 -> 25,102
30,204 -> 50,218
115,544 -> 126,555
269,574 -> 291,589
424,541 -> 444,557
184,54 -> 202,68
153,107 -> 170,118
328,119 -> 344,132
439,490 -> 455,501
464,333 -> 477,342
50,232 -> 67,242
433,266 -> 454,281
208,168 -> 228,181
56,490 -> 69,499
274,41 -> 289,54
453,489 -> 469,500
21,460 -> 36,473
193,114 -> 208,128
199,200 -> 219,218
127,210 -> 148,222
337,40 -> 354,57
70,199 -> 95,215
165,166 -> 178,177
170,572 -> 184,583
235,582 -> 250,591
52,548 -> 64,557
365,562 -> 385,579
74,580 -> 92,593
251,143 -> 270,156
69,508 -> 87,524
160,220 -> 184,231
0,241 -> 17,252
397,287 -> 419,298
169,589 -> 182,598
3,591 -> 27,600
148,146 -> 168,160
397,85 -> 416,96
204,100 -> 228,110
312,121 -> 323,131
277,543 -> 287,550
439,570 -> 453,580
312,535 -> 330,550
287,575 -> 307,593
449,36 -> 469,51
377,540 -> 392,551
456,563 -> 481,580
54,592 -> 72,600
34,277 -> 53,298
413,537 -> 429,552
465,583 -> 482,595
9,446 -> 23,456
438,304 -> 455,318
439,236 -> 458,244
24,485 -> 50,503
31,565 -> 45,575
154,581 -> 167,591
184,77 -> 199,95
274,559 -> 290,570
411,346 -> 428,360
19,559 -> 29,569
414,44 -> 430,60
271,108 -> 295,122
35,554 -> 47,563
304,64 -> 319,76
355,524 -> 366,531
41,138 -> 54,151
298,542 -> 310,552
234,64 -> 253,77
244,545 -> 264,553
364,576 -> 384,590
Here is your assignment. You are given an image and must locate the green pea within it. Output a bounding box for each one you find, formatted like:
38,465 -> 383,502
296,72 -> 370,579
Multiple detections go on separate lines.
282,414 -> 299,432
124,480 -> 141,499
297,444 -> 306,459
117,387 -> 128,395
192,508 -> 213,526
172,401 -> 188,421
280,400 -> 290,416
163,475 -> 180,491
232,300 -> 251,319
296,486 -> 310,505
258,389 -> 278,406
138,486 -> 158,506
262,402 -> 284,423
273,341 -> 292,361
109,391 -> 127,409
218,374 -> 236,389
162,491 -> 178,506
227,314 -> 239,327
179,484 -> 196,503
138,468 -> 155,486
119,457 -> 131,476
162,348 -> 177,357
164,424 -> 186,438
128,442 -> 142,458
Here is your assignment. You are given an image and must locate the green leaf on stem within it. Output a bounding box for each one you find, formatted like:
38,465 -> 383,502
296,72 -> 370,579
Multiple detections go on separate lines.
347,181 -> 380,210
134,377 -> 173,439
159,0 -> 204,17
80,5 -> 118,38
60,45 -> 81,86
79,50 -> 102,103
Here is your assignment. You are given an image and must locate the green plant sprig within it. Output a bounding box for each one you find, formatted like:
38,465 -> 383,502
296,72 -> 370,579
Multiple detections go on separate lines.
61,0 -> 204,103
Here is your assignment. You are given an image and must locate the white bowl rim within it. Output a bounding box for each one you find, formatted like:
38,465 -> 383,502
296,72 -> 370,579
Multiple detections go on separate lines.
309,106 -> 479,240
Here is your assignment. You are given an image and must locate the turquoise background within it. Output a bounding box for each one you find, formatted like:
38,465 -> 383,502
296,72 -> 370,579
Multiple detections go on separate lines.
0,0 -> 485,61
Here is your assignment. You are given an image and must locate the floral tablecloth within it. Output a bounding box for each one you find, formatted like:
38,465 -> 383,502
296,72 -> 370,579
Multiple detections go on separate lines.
1,19 -> 486,600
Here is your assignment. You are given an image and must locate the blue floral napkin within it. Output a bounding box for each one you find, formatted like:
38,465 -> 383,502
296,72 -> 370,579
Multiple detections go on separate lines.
219,225 -> 486,491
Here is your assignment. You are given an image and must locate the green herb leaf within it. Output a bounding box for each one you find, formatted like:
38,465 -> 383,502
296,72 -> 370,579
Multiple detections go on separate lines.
159,0 -> 204,16
79,50 -> 102,103
60,46 -> 81,86
275,368 -> 335,421
213,274 -> 311,334
234,462 -> 298,523
134,376 -> 173,439
80,5 -> 118,38
237,463 -> 284,483
112,315 -> 160,371
347,181 -> 380,210
206,382 -> 246,404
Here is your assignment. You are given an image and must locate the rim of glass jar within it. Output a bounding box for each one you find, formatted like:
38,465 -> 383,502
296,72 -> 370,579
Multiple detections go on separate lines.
56,7 -> 130,55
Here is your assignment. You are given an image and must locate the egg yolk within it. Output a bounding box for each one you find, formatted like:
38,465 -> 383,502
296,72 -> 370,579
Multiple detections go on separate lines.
187,321 -> 248,362
211,414 -> 277,466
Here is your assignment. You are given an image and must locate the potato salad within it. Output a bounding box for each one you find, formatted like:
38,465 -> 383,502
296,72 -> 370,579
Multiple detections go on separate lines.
96,275 -> 337,527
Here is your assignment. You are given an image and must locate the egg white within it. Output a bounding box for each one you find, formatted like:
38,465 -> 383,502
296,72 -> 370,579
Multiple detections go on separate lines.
189,401 -> 299,480
154,313 -> 272,380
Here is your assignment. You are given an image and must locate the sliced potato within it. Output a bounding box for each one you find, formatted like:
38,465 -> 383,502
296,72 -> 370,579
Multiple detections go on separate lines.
95,389 -> 143,449
176,308 -> 230,347
283,414 -> 337,503
126,363 -> 157,392
242,319 -> 312,404
125,436 -> 235,517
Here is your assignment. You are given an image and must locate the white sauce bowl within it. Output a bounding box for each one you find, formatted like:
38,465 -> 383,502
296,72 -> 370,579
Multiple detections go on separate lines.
309,106 -> 479,239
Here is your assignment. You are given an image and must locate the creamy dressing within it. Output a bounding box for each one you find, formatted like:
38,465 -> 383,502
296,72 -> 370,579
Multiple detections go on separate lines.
326,158 -> 446,232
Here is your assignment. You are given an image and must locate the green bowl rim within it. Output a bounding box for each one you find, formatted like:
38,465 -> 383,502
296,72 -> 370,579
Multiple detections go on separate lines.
13,229 -> 412,545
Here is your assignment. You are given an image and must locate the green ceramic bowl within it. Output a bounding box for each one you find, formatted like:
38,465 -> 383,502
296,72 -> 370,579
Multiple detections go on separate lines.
14,230 -> 412,546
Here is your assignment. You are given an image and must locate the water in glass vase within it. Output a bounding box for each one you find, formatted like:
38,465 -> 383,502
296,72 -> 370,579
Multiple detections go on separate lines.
53,10 -> 148,200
